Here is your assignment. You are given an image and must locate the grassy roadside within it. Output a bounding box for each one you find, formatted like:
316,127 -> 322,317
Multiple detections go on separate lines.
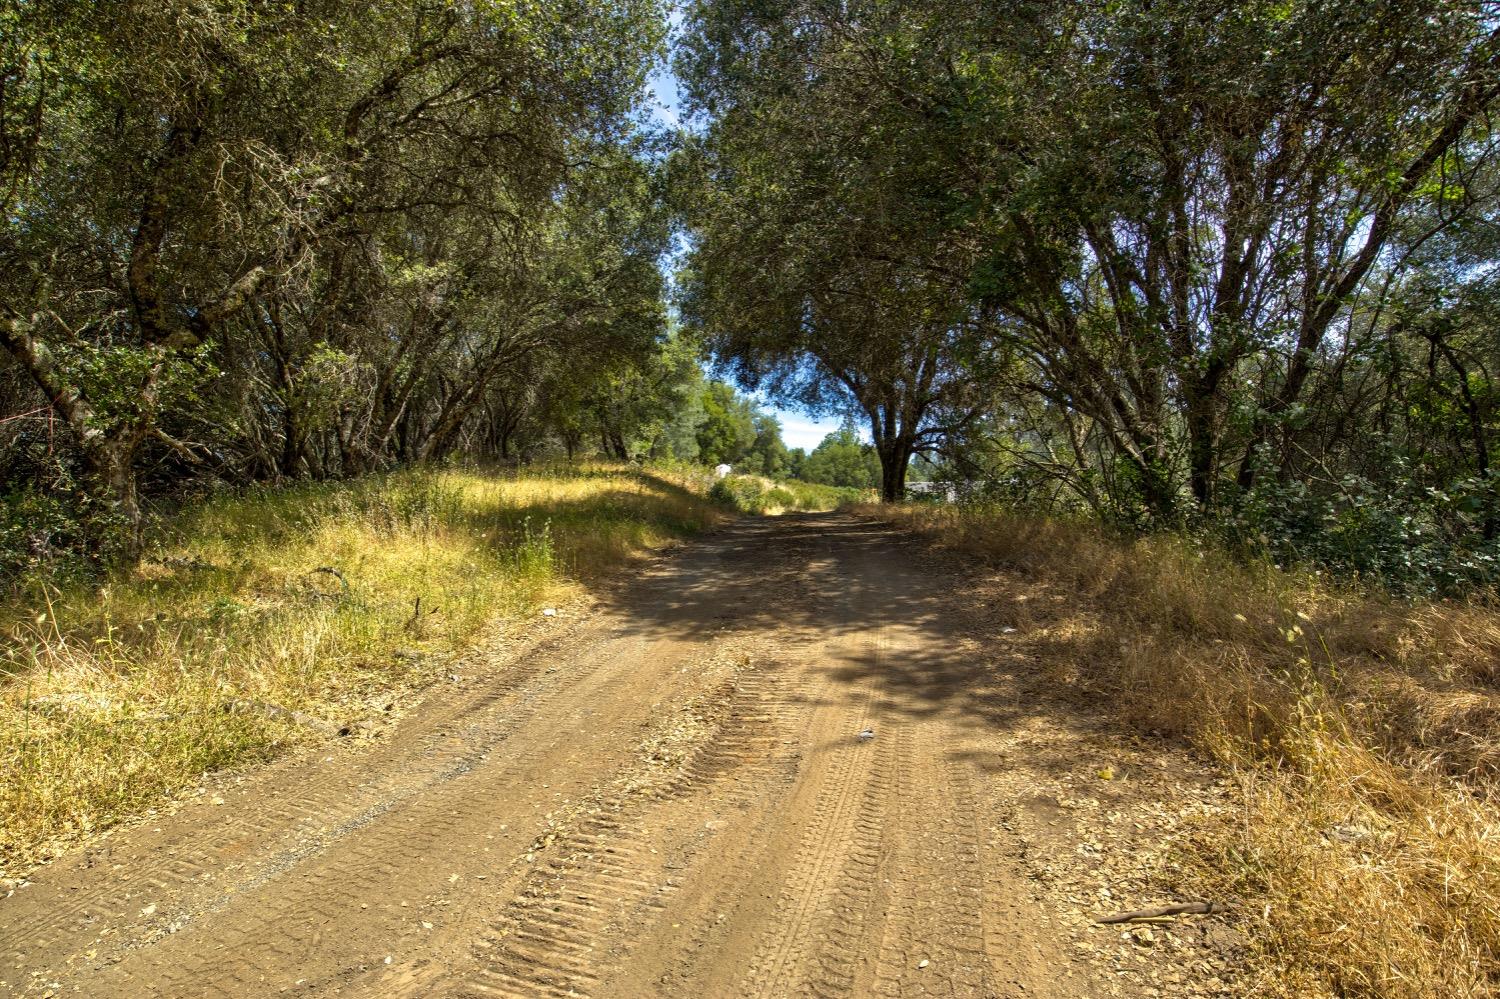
0,465 -> 724,880
854,502 -> 1500,999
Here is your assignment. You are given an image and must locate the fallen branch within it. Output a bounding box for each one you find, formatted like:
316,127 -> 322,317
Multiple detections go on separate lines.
1095,902 -> 1226,924
154,428 -> 205,465
224,698 -> 341,737
309,566 -> 350,596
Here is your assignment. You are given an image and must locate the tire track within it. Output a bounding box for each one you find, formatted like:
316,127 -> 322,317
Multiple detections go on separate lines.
867,720 -> 993,997
451,656 -> 800,998
1,617 -> 627,964
83,645 -> 659,997
2,531 -> 722,969
741,608 -> 890,998
3,514 -> 1111,999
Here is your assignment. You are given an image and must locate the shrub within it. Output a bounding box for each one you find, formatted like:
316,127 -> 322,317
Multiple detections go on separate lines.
709,474 -> 866,514
0,488 -> 133,588
709,475 -> 769,511
1233,472 -> 1500,596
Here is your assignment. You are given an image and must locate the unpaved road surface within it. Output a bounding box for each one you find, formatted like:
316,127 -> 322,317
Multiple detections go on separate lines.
0,515 -> 1236,998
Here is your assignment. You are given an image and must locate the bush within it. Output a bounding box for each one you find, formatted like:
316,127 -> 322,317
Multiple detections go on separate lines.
1233,472 -> 1500,596
0,488 -> 131,587
709,475 -> 769,511
709,474 -> 867,514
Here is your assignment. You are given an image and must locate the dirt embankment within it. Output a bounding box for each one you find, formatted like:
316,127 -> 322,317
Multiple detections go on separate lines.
0,515 -> 1236,998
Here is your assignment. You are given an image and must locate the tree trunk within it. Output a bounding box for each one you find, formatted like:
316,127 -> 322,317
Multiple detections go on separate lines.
877,439 -> 911,502
91,442 -> 145,556
1185,401 -> 1217,512
2,317 -> 147,555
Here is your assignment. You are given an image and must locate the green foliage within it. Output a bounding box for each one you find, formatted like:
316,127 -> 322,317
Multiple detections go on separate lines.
1,0 -> 671,539
0,490 -> 86,587
689,381 -> 794,477
0,485 -> 133,588
1232,472 -> 1500,596
707,475 -> 766,511
799,428 -> 883,490
745,413 -> 792,478
678,0 -> 1500,540
696,381 -> 758,464
708,473 -> 863,514
674,0 -> 999,500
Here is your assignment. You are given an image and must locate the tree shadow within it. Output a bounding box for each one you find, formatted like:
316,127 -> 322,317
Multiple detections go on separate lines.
587,510 -> 1156,779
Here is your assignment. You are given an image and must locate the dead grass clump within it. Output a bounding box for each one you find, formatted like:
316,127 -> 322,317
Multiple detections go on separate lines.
859,501 -> 1500,997
1200,732 -> 1500,999
1399,604 -> 1500,685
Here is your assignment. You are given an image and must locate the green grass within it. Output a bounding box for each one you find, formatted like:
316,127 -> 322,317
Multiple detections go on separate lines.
709,473 -> 868,514
0,465 -> 723,877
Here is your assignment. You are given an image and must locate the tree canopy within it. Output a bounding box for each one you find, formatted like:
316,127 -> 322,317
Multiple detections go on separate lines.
6,0 -> 1500,590
672,0 -> 1500,587
2,0 -> 673,553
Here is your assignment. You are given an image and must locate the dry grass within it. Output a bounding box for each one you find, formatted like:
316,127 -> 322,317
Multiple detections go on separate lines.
855,502 -> 1500,999
0,465 -> 723,879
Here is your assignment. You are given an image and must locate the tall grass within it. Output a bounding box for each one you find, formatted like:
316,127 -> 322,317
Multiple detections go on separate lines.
0,465 -> 723,878
857,502 -> 1500,999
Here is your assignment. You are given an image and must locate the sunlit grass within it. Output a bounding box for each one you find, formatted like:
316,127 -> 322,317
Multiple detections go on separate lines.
0,464 -> 723,877
709,473 -> 869,513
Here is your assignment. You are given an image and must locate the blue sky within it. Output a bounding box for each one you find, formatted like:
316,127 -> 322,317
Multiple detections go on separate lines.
774,411 -> 851,452
645,13 -> 845,453
646,31 -> 682,127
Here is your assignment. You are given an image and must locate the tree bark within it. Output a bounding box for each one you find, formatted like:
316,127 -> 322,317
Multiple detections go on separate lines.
876,438 -> 912,502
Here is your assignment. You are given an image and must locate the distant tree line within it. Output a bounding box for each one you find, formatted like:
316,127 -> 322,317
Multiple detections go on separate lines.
647,374 -> 891,491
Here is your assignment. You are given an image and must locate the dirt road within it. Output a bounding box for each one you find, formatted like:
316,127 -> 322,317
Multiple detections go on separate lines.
0,515 -> 1234,998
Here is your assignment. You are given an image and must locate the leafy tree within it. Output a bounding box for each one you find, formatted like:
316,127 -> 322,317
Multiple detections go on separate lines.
746,412 -> 791,478
1,0 -> 668,555
677,0 -> 1500,541
696,380 -> 758,465
674,0 -> 998,500
800,428 -> 881,490
785,447 -> 808,480
654,362 -> 709,462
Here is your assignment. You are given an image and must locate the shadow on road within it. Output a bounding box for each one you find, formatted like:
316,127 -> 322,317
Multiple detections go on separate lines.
594,511 -> 1141,780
